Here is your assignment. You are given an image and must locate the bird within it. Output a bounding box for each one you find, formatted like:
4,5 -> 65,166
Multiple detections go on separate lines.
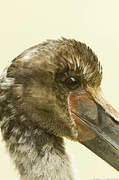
0,38 -> 119,180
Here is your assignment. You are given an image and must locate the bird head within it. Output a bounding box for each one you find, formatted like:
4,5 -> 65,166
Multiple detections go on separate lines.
1,38 -> 119,171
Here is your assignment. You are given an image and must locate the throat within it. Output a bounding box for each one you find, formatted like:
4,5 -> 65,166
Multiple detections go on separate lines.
1,120 -> 74,180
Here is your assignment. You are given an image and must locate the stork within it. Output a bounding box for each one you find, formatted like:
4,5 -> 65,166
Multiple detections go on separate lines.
0,38 -> 119,180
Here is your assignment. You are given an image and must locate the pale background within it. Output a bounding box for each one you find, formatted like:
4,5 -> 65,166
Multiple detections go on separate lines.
0,0 -> 119,179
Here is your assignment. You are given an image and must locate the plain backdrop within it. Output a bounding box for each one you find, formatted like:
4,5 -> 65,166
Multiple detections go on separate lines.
0,0 -> 119,179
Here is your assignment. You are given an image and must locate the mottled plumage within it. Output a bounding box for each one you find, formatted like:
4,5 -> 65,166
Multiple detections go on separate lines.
0,38 -> 102,180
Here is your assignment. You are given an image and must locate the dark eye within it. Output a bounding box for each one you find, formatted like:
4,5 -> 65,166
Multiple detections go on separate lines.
65,77 -> 80,90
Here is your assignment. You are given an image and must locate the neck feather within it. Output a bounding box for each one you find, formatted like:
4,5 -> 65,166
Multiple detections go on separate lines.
1,111 -> 74,180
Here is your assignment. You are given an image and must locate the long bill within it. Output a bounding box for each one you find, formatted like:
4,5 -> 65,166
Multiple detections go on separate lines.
69,87 -> 119,171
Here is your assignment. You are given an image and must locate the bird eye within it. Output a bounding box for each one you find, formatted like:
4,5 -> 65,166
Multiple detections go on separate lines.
65,77 -> 80,90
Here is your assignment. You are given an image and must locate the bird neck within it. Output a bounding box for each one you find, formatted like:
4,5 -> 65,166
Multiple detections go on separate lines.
1,115 -> 74,180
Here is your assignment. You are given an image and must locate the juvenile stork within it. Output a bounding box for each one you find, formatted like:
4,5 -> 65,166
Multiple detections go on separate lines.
0,38 -> 119,180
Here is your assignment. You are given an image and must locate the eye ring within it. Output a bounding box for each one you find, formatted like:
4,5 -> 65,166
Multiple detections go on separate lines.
65,77 -> 80,90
